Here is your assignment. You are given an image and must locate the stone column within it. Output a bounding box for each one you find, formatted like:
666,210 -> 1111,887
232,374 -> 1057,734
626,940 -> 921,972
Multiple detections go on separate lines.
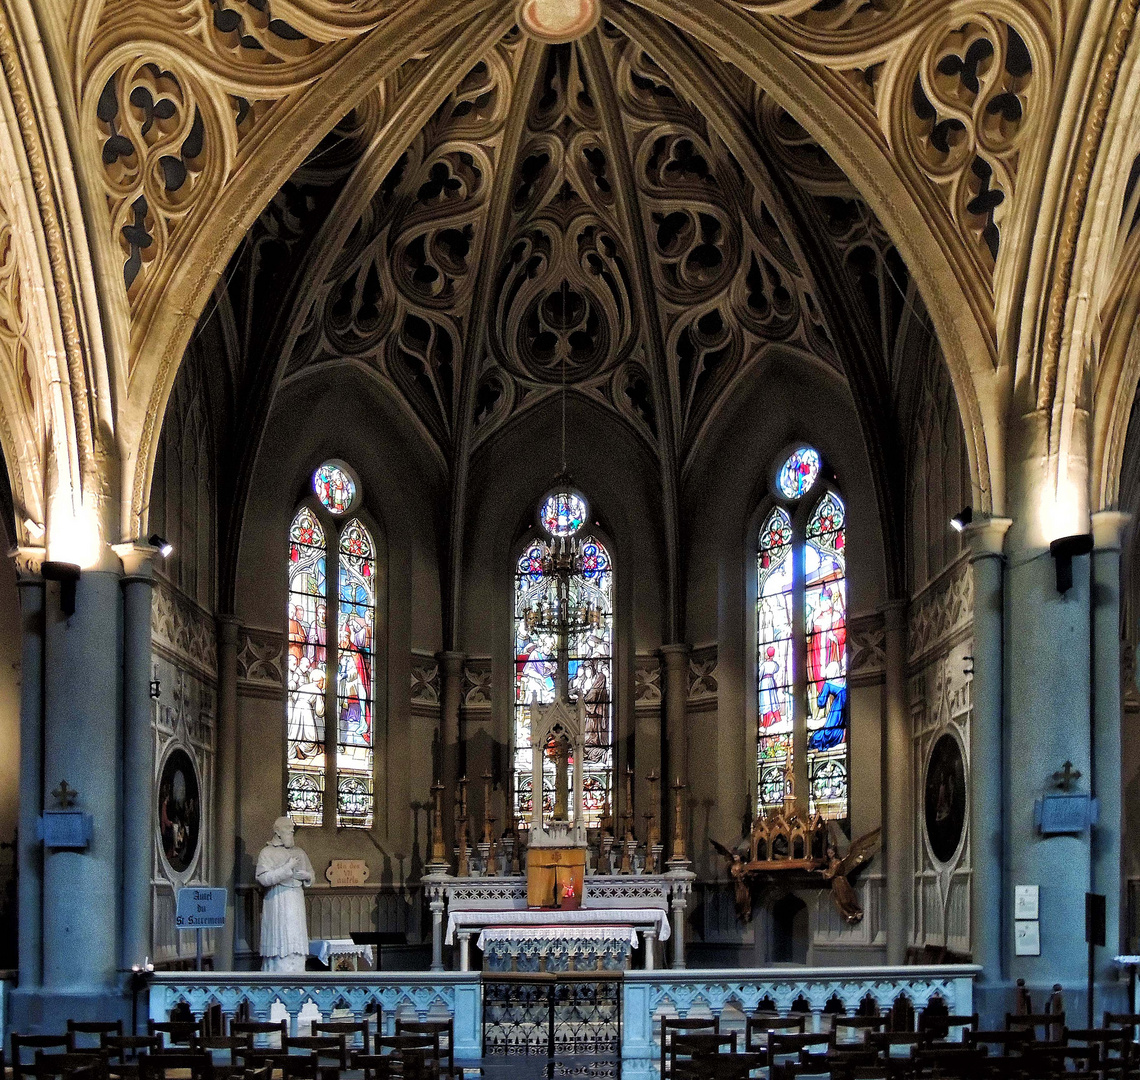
13,548 -> 44,994
437,651 -> 465,845
116,544 -> 157,974
214,615 -> 240,970
881,600 -> 912,965
1091,510 -> 1130,1012
659,644 -> 691,822
426,879 -> 447,972
41,547 -> 125,1024
667,871 -> 694,969
963,517 -> 1013,1017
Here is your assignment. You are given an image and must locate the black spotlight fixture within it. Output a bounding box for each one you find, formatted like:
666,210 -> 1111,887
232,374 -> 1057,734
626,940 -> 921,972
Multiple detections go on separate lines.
950,507 -> 973,533
1049,533 -> 1094,594
148,533 -> 173,558
42,560 -> 81,617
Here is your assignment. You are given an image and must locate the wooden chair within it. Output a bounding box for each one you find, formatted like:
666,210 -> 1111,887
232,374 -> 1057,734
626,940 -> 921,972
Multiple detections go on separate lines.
1005,1011 -> 1064,1043
33,1053 -> 108,1080
348,1052 -> 400,1080
393,1021 -> 454,1078
13,1036 -> 72,1080
137,1052 -> 215,1080
230,1022 -> 287,1050
917,1012 -> 978,1042
67,1024 -> 123,1052
911,1044 -> 989,1078
767,1032 -> 831,1069
196,1035 -> 249,1080
101,1038 -> 161,1080
310,1022 -> 372,1056
285,1035 -> 348,1073
833,1016 -> 888,1045
662,1017 -> 720,1077
745,1016 -> 806,1053
146,1022 -> 203,1052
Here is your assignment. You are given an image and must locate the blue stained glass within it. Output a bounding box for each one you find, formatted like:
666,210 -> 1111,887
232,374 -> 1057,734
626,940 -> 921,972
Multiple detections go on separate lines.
337,518 -> 375,829
540,491 -> 588,537
313,461 -> 356,514
778,447 -> 822,500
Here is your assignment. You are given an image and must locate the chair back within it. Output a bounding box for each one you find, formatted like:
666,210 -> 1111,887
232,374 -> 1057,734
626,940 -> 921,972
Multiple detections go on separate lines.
102,1038 -> 160,1064
137,1052 -> 215,1080
13,1036 -> 72,1080
394,1021 -> 453,1076
146,1022 -> 202,1051
311,1022 -> 371,1054
284,1035 -> 347,1068
1006,1011 -> 1064,1040
229,1023 -> 286,1052
662,1017 -> 719,1076
34,1052 -> 108,1080
833,1016 -> 887,1044
348,1052 -> 399,1080
67,1024 -> 123,1052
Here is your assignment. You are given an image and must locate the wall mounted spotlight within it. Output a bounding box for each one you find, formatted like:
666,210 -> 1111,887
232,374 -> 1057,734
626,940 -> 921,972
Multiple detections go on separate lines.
148,533 -> 173,558
1049,533 -> 1093,594
950,507 -> 973,533
42,560 -> 81,616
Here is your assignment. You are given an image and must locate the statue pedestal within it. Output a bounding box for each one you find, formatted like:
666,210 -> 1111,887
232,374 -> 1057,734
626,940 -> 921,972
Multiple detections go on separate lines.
527,847 -> 586,908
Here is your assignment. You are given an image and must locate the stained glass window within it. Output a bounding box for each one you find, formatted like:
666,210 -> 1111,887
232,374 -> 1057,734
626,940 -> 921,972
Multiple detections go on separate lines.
757,452 -> 848,821
337,519 -> 375,828
757,506 -> 794,811
286,468 -> 377,829
287,506 -> 328,826
778,447 -> 822,500
514,535 -> 613,828
313,461 -> 357,515
805,491 -> 847,818
539,491 -> 587,537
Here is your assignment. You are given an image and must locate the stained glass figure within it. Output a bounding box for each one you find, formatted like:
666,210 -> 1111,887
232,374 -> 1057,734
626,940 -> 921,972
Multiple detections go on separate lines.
805,490 -> 847,818
337,518 -> 375,828
778,447 -> 822,500
287,506 -> 327,826
514,534 -> 612,828
539,490 -> 588,537
757,506 -> 794,812
313,461 -> 356,515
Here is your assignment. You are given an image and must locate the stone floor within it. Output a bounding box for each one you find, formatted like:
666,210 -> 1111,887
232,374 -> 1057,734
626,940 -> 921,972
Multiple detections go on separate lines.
464,1058 -> 620,1079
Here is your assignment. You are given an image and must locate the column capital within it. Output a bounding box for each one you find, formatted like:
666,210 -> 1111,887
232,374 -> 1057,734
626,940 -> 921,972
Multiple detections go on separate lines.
658,642 -> 692,666
880,599 -> 907,631
112,541 -> 160,579
10,545 -> 46,582
1091,510 -> 1131,552
963,516 -> 1013,560
436,650 -> 466,674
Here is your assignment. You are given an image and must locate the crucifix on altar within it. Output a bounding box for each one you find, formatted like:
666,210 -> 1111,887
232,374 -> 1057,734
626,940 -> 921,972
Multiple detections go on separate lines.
522,485 -> 603,907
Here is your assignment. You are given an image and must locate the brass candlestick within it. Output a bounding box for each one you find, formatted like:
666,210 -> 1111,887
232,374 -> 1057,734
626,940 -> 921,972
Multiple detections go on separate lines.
643,811 -> 657,873
430,779 -> 447,865
671,777 -> 686,861
646,770 -> 660,848
623,765 -> 635,842
456,775 -> 470,876
482,772 -> 494,845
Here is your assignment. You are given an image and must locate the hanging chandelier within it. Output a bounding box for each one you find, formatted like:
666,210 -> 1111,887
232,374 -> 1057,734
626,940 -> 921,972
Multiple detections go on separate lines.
523,487 -> 606,635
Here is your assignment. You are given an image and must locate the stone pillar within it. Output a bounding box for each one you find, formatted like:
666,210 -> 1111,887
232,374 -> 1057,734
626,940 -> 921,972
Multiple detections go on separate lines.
41,550 -> 126,1024
1091,510 -> 1130,1013
963,517 -> 1013,1018
117,545 -> 157,974
1006,497 -> 1092,1008
881,600 -> 911,965
659,644 -> 690,825
437,651 -> 465,844
667,871 -> 694,969
13,548 -> 44,994
427,879 -> 447,972
215,615 -> 240,970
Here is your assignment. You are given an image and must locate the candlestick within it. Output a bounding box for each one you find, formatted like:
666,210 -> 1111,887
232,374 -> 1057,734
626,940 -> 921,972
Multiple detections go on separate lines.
623,765 -> 635,842
430,779 -> 447,866
482,772 -> 494,845
671,777 -> 686,861
646,770 -> 660,848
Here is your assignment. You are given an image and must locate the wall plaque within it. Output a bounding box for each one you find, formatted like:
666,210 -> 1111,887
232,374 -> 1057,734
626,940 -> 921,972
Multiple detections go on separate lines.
325,859 -> 370,887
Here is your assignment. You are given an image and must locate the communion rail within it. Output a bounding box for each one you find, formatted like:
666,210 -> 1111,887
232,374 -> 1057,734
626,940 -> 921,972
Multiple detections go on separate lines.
149,963 -> 978,1074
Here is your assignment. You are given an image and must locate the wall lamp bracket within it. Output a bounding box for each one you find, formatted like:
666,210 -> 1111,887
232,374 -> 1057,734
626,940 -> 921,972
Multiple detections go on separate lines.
950,507 -> 973,533
42,560 -> 81,616
1049,533 -> 1093,594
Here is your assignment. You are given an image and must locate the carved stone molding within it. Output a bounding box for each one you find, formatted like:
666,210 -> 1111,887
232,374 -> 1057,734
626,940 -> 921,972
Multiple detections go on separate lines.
907,554 -> 973,669
412,650 -> 442,714
462,656 -> 492,708
848,612 -> 886,686
635,653 -> 662,708
236,626 -> 285,689
151,576 -> 218,678
688,644 -> 718,703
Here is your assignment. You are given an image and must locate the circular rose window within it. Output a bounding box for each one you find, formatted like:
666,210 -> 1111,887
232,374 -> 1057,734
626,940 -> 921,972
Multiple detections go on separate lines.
777,446 -> 822,500
312,461 -> 357,515
539,489 -> 588,537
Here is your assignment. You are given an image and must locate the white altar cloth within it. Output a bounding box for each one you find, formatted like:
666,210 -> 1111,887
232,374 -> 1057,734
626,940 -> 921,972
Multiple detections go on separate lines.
308,938 -> 374,968
476,925 -> 640,951
446,906 -> 671,943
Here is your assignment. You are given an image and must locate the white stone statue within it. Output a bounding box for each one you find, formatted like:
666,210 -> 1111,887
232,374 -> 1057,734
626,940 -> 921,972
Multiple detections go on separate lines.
256,815 -> 314,972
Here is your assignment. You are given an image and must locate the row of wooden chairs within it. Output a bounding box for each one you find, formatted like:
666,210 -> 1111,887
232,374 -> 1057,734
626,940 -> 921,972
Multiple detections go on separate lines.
661,1009 -> 1140,1080
11,1016 -> 455,1080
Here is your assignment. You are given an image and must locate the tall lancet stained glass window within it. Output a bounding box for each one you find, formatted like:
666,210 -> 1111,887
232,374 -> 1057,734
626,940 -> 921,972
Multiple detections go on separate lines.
286,462 -> 376,829
756,448 -> 848,820
337,519 -> 376,828
513,536 -> 613,828
287,507 -> 328,826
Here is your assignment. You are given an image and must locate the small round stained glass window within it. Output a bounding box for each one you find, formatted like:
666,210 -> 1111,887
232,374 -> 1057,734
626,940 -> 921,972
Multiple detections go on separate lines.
539,490 -> 588,537
777,446 -> 822,500
313,461 -> 357,515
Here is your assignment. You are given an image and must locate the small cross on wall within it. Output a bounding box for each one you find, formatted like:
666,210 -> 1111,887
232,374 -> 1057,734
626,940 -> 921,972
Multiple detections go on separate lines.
52,780 -> 78,808
1053,761 -> 1082,792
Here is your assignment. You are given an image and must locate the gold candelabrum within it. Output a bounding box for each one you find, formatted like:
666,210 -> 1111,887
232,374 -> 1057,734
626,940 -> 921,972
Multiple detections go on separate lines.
456,775 -> 469,877
671,777 -> 686,861
522,535 -> 605,634
430,779 -> 447,866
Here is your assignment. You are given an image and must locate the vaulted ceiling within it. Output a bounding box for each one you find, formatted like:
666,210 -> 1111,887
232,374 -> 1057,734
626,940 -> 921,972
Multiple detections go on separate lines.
213,14 -> 928,490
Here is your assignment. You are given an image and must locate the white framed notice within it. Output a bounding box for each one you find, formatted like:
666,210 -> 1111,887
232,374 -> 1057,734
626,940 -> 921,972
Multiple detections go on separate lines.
1014,884 -> 1039,920
1015,920 -> 1041,957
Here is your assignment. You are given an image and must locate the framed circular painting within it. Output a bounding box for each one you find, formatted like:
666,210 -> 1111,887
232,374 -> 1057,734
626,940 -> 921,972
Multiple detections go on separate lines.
924,732 -> 967,865
157,747 -> 201,874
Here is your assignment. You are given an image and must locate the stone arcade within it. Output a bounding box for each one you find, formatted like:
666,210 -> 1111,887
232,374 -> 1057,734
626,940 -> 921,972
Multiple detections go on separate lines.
0,0 -> 1138,1073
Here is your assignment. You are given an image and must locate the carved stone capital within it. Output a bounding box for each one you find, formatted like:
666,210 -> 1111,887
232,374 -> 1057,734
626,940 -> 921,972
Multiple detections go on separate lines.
962,516 -> 1013,560
436,650 -> 466,677
11,545 -> 45,582
1091,510 -> 1131,552
113,541 -> 160,580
